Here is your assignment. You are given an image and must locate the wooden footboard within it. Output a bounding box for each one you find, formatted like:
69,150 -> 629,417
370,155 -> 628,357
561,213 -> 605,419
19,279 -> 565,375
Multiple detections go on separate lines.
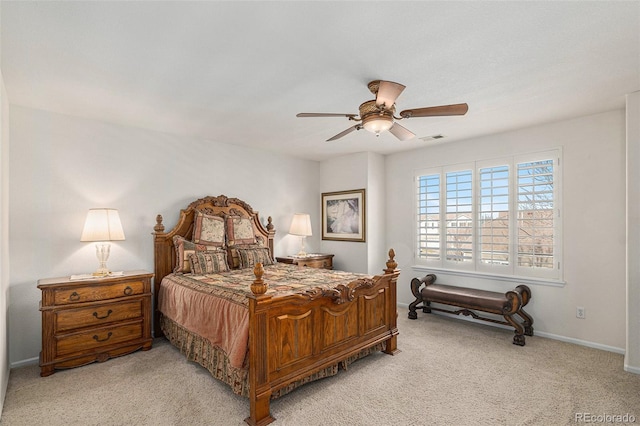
245,250 -> 400,426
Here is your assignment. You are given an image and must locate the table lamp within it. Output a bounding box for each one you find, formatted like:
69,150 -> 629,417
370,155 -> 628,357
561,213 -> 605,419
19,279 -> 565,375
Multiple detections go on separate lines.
80,208 -> 125,276
289,213 -> 312,257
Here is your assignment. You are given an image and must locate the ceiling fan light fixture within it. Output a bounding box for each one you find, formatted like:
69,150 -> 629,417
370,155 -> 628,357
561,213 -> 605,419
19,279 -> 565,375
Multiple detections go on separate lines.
295,80 -> 468,142
362,115 -> 393,135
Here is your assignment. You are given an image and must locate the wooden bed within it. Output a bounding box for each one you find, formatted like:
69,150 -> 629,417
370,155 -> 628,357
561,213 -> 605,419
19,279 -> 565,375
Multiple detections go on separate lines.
152,195 -> 400,425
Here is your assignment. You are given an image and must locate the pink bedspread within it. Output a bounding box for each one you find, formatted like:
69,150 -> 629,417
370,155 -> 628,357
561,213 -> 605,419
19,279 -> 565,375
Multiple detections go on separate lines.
158,263 -> 369,369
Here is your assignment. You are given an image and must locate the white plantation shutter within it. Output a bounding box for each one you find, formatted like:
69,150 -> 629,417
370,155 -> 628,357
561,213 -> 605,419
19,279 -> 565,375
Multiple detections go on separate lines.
416,174 -> 441,261
517,159 -> 555,269
478,165 -> 510,266
415,149 -> 561,281
445,170 -> 473,263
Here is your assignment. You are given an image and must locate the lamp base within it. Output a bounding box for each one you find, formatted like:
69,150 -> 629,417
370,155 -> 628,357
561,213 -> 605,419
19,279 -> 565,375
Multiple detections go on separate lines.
93,243 -> 111,277
296,236 -> 308,258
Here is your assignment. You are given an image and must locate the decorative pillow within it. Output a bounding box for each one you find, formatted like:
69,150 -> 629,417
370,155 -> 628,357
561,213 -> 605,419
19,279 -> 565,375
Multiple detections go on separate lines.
227,244 -> 261,269
236,247 -> 274,269
225,216 -> 256,246
173,235 -> 220,273
188,251 -> 230,275
193,211 -> 225,246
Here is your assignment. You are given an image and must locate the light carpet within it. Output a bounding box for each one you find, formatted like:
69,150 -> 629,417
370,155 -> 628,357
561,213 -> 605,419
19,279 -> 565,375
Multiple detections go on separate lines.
1,313 -> 639,426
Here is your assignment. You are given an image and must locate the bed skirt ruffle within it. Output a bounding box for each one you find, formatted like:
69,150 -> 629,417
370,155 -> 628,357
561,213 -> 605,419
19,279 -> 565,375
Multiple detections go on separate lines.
160,315 -> 384,399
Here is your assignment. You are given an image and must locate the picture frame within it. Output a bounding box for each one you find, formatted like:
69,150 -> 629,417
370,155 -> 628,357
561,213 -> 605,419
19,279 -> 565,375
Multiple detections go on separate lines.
321,189 -> 366,242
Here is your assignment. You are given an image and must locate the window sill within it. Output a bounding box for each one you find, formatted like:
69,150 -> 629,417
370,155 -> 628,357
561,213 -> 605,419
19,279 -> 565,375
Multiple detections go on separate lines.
410,265 -> 566,287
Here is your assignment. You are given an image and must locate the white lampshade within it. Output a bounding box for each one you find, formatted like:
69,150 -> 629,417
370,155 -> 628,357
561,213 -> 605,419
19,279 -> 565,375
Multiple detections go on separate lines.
81,208 -> 125,277
289,213 -> 312,237
289,213 -> 312,257
80,208 -> 125,242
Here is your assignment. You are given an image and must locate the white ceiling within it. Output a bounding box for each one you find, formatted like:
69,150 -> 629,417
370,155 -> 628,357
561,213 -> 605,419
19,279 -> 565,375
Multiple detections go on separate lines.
2,1 -> 639,161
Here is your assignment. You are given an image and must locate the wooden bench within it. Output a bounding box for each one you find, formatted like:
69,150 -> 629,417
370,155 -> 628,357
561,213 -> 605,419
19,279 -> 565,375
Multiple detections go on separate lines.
408,274 -> 534,346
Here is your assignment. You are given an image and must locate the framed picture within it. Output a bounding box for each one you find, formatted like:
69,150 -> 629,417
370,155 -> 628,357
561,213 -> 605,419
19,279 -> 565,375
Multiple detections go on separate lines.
321,189 -> 366,242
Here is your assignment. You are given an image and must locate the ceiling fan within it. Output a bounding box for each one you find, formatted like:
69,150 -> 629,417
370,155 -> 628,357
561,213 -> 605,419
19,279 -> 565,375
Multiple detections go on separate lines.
296,80 -> 468,142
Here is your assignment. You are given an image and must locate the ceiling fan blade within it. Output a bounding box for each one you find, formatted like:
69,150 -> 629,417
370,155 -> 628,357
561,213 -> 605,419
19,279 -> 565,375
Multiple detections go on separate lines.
400,103 -> 469,118
326,125 -> 360,142
296,113 -> 357,118
376,80 -> 406,108
388,123 -> 416,141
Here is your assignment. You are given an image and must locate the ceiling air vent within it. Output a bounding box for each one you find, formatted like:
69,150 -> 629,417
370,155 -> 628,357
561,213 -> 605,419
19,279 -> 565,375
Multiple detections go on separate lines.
419,134 -> 445,142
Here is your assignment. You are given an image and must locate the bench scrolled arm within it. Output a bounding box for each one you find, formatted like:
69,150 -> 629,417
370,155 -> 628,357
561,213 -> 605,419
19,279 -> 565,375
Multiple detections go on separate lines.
515,284 -> 531,305
410,274 -> 437,299
408,274 -> 437,319
503,289 -> 524,315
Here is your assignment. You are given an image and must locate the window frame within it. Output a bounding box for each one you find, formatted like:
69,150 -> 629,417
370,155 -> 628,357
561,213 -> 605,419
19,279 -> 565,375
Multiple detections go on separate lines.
414,149 -> 563,284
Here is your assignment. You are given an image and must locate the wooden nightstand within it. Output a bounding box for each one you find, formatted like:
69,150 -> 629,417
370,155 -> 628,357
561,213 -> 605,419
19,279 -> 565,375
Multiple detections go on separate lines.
275,254 -> 334,270
38,270 -> 153,377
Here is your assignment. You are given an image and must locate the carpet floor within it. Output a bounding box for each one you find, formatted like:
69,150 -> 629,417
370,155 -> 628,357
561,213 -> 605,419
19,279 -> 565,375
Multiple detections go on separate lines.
1,313 -> 639,425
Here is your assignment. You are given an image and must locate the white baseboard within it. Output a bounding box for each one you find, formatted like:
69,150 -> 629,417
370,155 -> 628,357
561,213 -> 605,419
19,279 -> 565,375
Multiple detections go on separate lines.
398,302 -> 626,355
10,357 -> 38,369
624,364 -> 640,374
534,330 -> 625,355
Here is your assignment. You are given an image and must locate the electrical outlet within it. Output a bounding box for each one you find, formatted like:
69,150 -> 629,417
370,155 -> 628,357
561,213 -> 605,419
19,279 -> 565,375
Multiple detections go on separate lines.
576,307 -> 585,319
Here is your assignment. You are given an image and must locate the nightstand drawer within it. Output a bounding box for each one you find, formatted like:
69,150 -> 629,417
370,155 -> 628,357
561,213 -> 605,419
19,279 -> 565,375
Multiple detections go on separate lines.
53,280 -> 145,305
276,254 -> 334,270
297,258 -> 331,269
55,300 -> 143,332
56,321 -> 143,357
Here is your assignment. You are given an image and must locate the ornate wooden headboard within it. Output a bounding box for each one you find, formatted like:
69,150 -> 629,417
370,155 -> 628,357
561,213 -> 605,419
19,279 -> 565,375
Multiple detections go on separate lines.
152,195 -> 275,335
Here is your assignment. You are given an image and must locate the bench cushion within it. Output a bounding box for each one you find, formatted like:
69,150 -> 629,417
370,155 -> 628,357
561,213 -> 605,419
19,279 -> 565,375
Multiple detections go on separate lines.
421,284 -> 508,314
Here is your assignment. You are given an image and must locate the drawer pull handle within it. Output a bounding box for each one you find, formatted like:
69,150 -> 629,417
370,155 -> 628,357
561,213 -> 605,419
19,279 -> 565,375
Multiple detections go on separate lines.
123,286 -> 133,296
93,332 -> 113,342
93,309 -> 113,320
69,292 -> 81,302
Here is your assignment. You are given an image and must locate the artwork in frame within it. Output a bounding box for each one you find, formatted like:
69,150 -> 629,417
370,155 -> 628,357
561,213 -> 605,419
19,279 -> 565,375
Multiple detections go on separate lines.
321,189 -> 366,242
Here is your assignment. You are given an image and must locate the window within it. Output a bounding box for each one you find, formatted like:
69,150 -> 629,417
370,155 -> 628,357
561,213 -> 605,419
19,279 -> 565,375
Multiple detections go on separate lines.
415,150 -> 561,281
416,174 -> 441,261
479,165 -> 510,266
445,170 -> 473,263
516,159 -> 555,270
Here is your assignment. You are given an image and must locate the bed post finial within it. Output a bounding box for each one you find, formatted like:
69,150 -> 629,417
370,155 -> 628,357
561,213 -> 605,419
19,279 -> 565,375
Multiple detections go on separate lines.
266,216 -> 274,232
154,215 -> 165,233
251,263 -> 268,295
385,248 -> 398,274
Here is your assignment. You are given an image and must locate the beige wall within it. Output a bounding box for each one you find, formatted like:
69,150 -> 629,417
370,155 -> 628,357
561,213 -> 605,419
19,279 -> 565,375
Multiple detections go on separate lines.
0,71 -> 10,414
386,110 -> 628,351
0,0 -> 10,408
319,152 -> 387,275
7,106 -> 321,364
626,91 -> 640,373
